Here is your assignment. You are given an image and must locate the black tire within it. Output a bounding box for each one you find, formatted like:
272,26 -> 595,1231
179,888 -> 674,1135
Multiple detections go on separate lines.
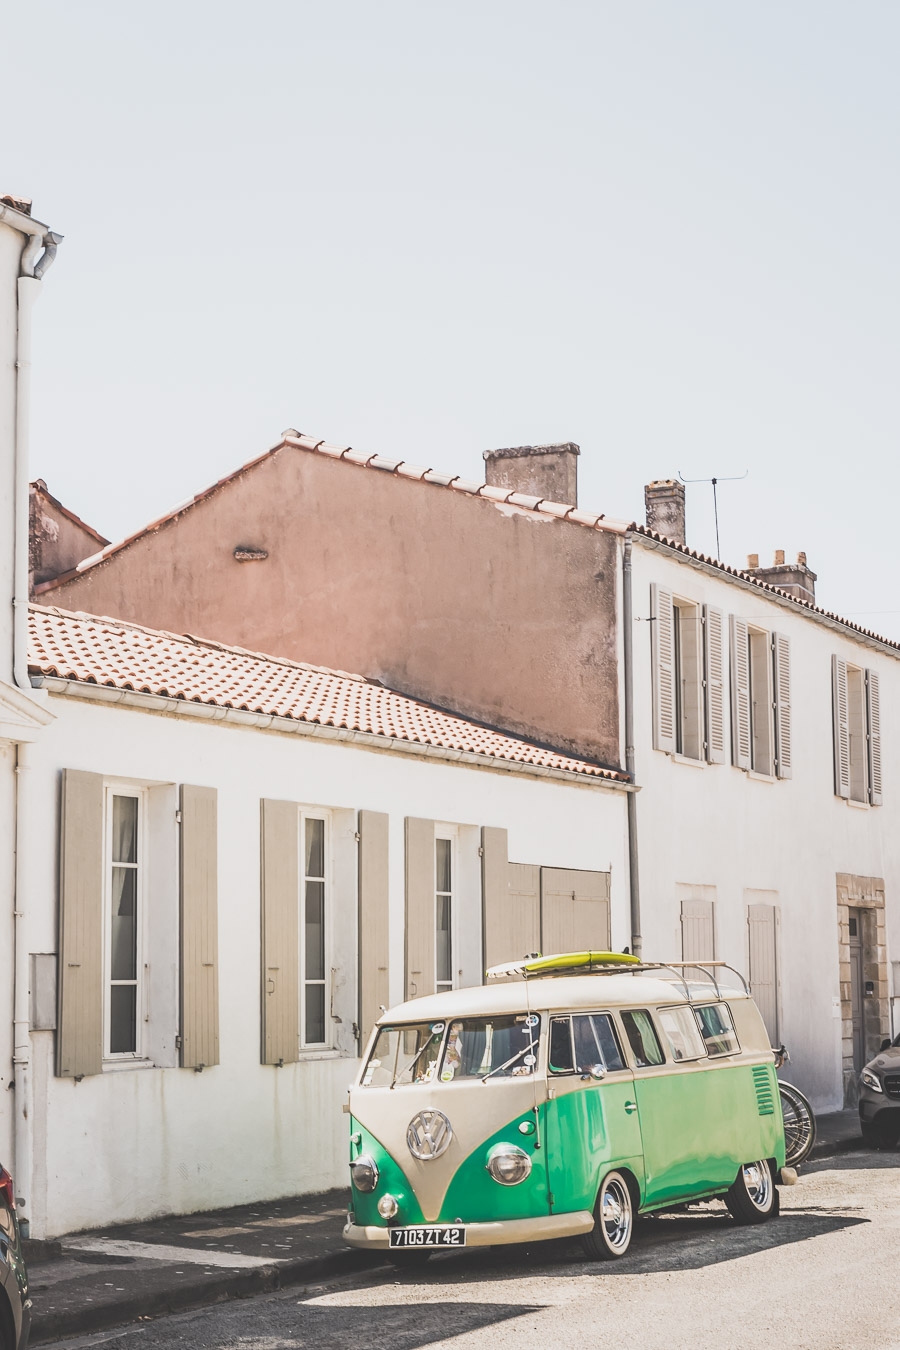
859,1120 -> 895,1149
725,1160 -> 779,1225
581,1170 -> 635,1260
779,1081 -> 817,1166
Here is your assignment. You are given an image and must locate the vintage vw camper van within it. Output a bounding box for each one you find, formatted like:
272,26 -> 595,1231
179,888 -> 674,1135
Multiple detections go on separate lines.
343,956 -> 788,1260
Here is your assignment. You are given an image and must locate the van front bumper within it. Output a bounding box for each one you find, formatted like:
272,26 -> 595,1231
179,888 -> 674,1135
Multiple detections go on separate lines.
343,1210 -> 594,1250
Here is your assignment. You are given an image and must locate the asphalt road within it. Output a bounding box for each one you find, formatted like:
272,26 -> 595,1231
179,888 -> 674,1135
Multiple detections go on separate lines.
48,1151 -> 900,1350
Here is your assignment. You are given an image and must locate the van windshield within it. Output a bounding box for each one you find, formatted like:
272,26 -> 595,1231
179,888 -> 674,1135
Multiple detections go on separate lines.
440,1014 -> 541,1082
361,1022 -> 445,1088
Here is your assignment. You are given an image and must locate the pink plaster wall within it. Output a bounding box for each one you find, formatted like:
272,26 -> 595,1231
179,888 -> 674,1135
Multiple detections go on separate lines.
37,447 -> 621,766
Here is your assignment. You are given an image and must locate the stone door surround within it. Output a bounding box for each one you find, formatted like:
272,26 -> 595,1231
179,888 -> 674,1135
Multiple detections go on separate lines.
837,873 -> 889,1105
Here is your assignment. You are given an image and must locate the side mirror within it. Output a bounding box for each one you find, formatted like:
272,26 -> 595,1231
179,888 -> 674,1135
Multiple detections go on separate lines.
580,1064 -> 607,1082
880,1039 -> 892,1053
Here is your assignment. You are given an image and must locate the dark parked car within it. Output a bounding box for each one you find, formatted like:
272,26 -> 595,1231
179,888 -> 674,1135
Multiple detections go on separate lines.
859,1033 -> 900,1147
0,1166 -> 29,1349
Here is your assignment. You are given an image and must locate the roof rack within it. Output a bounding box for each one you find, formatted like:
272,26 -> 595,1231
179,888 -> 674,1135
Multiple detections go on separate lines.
521,959 -> 750,998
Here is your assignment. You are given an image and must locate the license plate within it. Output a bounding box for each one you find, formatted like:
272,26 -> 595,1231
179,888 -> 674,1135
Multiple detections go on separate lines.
388,1225 -> 466,1248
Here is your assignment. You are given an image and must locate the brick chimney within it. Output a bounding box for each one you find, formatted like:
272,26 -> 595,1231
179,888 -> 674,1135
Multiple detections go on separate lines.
745,550 -> 817,604
483,443 -> 579,506
644,480 -> 686,544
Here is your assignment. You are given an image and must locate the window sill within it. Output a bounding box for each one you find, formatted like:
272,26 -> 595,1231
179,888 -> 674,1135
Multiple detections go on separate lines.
102,1057 -> 157,1073
296,1048 -> 347,1062
672,753 -> 707,769
746,770 -> 776,784
846,797 -> 871,811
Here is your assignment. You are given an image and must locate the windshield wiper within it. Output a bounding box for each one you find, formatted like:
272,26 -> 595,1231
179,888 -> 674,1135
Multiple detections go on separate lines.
390,1037 -> 437,1090
481,1038 -> 537,1084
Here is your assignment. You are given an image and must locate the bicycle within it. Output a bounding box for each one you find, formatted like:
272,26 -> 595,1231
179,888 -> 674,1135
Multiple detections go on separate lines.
773,1045 -> 817,1167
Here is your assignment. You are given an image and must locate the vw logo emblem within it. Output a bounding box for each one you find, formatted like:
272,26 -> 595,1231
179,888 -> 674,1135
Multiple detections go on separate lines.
407,1109 -> 453,1161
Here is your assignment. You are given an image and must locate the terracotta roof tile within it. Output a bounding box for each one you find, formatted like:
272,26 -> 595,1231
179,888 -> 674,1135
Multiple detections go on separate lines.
28,605 -> 626,782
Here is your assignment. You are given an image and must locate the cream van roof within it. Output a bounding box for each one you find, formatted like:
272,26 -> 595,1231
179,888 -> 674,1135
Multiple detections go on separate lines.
379,973 -> 748,1024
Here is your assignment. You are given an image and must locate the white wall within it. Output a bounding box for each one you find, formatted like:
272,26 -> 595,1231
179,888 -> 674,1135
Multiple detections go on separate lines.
0,220 -> 21,683
630,539 -> 900,1110
25,694 -> 628,1236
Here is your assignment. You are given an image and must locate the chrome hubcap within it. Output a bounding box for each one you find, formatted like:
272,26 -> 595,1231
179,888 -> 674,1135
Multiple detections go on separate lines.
601,1177 -> 631,1250
742,1160 -> 771,1210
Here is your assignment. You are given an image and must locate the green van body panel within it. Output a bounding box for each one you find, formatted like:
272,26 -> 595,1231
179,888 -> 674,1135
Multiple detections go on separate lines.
348,1118 -> 426,1227
545,1080 -> 644,1212
437,1109 -> 550,1223
633,1062 -> 785,1206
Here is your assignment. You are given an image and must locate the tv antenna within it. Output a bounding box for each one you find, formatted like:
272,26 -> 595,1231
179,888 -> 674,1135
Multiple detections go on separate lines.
678,470 -> 748,560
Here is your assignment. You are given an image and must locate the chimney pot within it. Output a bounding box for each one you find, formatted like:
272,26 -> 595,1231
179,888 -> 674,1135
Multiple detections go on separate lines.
483,443 -> 579,507
644,480 -> 686,545
745,550 -> 817,605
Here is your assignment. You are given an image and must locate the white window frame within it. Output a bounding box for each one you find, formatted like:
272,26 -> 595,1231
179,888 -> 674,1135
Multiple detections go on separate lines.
102,783 -> 148,1063
434,825 -> 458,994
672,598 -> 704,760
298,807 -> 332,1049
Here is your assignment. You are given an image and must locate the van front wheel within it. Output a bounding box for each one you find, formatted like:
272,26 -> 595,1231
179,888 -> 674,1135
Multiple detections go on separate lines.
581,1170 -> 634,1260
725,1160 -> 779,1224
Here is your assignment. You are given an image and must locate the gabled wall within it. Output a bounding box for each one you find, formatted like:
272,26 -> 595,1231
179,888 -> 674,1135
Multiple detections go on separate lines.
29,482 -> 108,590
38,447 -> 622,767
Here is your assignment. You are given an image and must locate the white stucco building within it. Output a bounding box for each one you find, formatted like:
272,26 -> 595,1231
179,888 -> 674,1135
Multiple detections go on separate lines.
626,524 -> 900,1112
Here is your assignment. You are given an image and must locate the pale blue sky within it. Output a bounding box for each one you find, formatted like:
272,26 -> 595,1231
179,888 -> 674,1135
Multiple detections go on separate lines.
6,2 -> 900,635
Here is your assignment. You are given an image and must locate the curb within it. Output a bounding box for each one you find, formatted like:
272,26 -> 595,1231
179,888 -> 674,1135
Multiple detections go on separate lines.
808,1133 -> 864,1163
30,1247 -> 383,1346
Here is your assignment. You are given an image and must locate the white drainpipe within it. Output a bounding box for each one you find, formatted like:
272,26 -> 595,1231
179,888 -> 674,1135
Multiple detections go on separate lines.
1,203 -> 62,1236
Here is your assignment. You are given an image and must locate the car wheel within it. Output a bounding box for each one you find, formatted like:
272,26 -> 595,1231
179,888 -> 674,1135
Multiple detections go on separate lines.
860,1121 -> 883,1149
725,1160 -> 779,1224
581,1170 -> 635,1260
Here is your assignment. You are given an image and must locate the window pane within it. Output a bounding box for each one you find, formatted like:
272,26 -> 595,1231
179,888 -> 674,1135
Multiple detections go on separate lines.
305,879 -> 325,980
436,894 -> 452,985
694,1003 -> 740,1056
112,795 -> 138,864
110,985 -> 137,1054
110,867 -> 137,980
573,1013 -> 624,1072
658,1006 -> 706,1061
620,1010 -> 665,1067
305,984 -> 326,1045
549,1017 -> 573,1074
441,1015 -> 540,1080
305,818 -> 325,879
362,1023 -> 445,1087
435,838 -> 451,893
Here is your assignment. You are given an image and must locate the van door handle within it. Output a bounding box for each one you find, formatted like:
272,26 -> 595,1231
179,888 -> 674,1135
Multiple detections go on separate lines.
624,1100 -> 638,1114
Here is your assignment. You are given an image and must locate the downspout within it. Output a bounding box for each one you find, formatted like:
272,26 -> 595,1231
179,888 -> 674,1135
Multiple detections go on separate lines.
12,743 -> 32,1237
3,207 -> 62,1237
623,532 -> 642,959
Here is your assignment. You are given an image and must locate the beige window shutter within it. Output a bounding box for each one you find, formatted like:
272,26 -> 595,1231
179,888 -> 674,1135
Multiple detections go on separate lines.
180,785 -> 219,1070
405,818 -> 435,999
480,826 -> 509,974
747,903 -> 779,1044
540,868 -> 611,955
650,583 -> 676,753
773,633 -> 792,780
494,863 -> 541,970
730,616 -> 751,770
832,656 -> 850,799
57,770 -> 105,1079
358,810 -> 390,1043
703,605 -> 727,764
680,897 -> 715,979
866,669 -> 882,806
260,799 -> 300,1065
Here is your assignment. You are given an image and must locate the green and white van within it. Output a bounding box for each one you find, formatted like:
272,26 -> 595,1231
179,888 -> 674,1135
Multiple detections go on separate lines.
343,956 -> 789,1261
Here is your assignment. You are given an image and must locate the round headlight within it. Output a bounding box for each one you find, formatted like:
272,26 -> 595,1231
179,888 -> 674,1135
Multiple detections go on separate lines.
486,1145 -> 532,1186
351,1154 -> 379,1192
377,1194 -> 399,1219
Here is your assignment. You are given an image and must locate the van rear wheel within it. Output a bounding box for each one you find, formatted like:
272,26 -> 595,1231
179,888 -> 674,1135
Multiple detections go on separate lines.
581,1170 -> 634,1260
725,1160 -> 779,1224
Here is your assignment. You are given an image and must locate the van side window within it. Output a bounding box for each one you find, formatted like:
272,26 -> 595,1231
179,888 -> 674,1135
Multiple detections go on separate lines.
572,1014 -> 625,1073
620,1009 -> 665,1067
549,1017 -> 574,1074
657,1006 -> 707,1062
693,1002 -> 740,1056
